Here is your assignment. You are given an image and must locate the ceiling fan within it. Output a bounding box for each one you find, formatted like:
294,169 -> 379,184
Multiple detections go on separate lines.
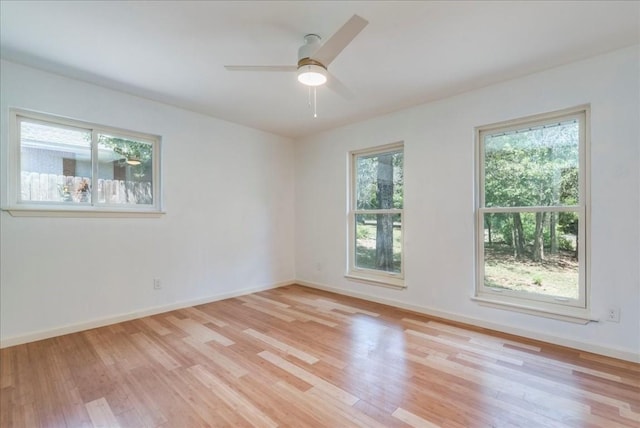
224,14 -> 369,100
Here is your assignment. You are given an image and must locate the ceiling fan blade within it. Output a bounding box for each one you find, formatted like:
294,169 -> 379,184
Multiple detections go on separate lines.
326,72 -> 354,100
225,65 -> 297,72
311,14 -> 368,66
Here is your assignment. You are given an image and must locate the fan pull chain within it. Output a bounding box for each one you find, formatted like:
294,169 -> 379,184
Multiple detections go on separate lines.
307,87 -> 318,118
313,87 -> 317,118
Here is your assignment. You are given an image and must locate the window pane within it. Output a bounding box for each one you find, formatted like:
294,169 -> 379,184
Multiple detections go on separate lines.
20,120 -> 92,203
97,135 -> 153,205
356,150 -> 403,210
355,213 -> 402,273
483,211 -> 579,300
484,120 -> 579,207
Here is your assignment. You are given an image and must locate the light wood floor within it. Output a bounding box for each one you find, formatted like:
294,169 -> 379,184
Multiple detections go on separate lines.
1,285 -> 639,427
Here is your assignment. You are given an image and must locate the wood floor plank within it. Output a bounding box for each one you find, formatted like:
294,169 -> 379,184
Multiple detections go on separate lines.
406,328 -> 525,366
182,336 -> 249,378
306,386 -> 388,428
165,315 -> 234,346
12,403 -> 38,428
272,305 -> 340,327
130,332 -> 182,370
138,316 -> 173,336
315,298 -> 381,317
268,380 -> 348,427
258,350 -> 359,405
83,330 -> 117,366
188,364 -> 279,428
241,302 -> 297,322
231,375 -> 324,427
404,317 -> 543,352
155,366 -> 236,427
243,328 -> 319,364
407,318 -> 636,388
238,293 -> 291,308
1,284 -> 638,428
85,397 -> 121,428
181,306 -> 229,327
103,373 -> 164,427
392,407 -> 442,428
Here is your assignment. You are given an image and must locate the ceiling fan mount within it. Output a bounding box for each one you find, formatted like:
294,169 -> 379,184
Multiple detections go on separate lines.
224,15 -> 369,99
298,34 -> 322,62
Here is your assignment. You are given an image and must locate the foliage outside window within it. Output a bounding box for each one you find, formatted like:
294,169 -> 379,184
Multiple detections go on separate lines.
8,110 -> 161,215
348,143 -> 404,288
476,108 -> 588,319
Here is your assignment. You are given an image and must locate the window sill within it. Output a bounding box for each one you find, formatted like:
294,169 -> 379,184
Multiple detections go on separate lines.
472,295 -> 595,324
3,207 -> 165,218
345,272 -> 405,289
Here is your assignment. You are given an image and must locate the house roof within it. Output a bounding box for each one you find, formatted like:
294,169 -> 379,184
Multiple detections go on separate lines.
1,1 -> 638,138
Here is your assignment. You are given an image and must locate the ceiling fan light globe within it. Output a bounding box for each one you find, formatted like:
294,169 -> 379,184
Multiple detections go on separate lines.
297,64 -> 327,86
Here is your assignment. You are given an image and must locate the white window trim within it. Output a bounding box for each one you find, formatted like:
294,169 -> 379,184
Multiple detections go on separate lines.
347,142 -> 405,289
474,105 -> 591,322
3,108 -> 164,217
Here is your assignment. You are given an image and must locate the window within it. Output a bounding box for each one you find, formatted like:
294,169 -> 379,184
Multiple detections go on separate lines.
6,109 -> 162,216
476,107 -> 589,321
348,143 -> 404,288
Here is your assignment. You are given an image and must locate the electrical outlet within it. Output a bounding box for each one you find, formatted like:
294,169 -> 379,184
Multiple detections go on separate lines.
153,278 -> 162,290
606,307 -> 620,323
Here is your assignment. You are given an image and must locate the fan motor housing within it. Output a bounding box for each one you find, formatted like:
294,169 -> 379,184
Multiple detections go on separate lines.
297,58 -> 326,69
298,34 -> 322,61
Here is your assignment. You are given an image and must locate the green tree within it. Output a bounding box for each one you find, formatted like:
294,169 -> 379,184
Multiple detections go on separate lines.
99,136 -> 152,165
375,153 -> 394,271
484,123 -> 578,261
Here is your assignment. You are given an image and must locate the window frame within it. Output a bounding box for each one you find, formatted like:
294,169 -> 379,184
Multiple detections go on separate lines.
346,142 -> 405,289
474,106 -> 590,322
4,108 -> 163,217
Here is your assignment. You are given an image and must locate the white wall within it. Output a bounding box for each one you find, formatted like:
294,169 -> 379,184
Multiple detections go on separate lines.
0,60 -> 295,345
294,46 -> 640,361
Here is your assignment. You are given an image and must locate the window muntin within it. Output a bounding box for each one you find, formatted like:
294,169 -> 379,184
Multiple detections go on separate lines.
12,110 -> 161,214
477,109 -> 587,313
348,144 -> 404,287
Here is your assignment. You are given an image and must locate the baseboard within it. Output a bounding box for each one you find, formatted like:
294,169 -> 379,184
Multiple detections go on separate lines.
0,279 -> 294,349
295,279 -> 640,363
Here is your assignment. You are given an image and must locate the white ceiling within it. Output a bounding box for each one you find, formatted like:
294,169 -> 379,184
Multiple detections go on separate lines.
1,1 -> 638,138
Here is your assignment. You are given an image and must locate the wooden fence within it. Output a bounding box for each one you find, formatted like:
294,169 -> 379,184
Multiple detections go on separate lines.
20,172 -> 152,204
